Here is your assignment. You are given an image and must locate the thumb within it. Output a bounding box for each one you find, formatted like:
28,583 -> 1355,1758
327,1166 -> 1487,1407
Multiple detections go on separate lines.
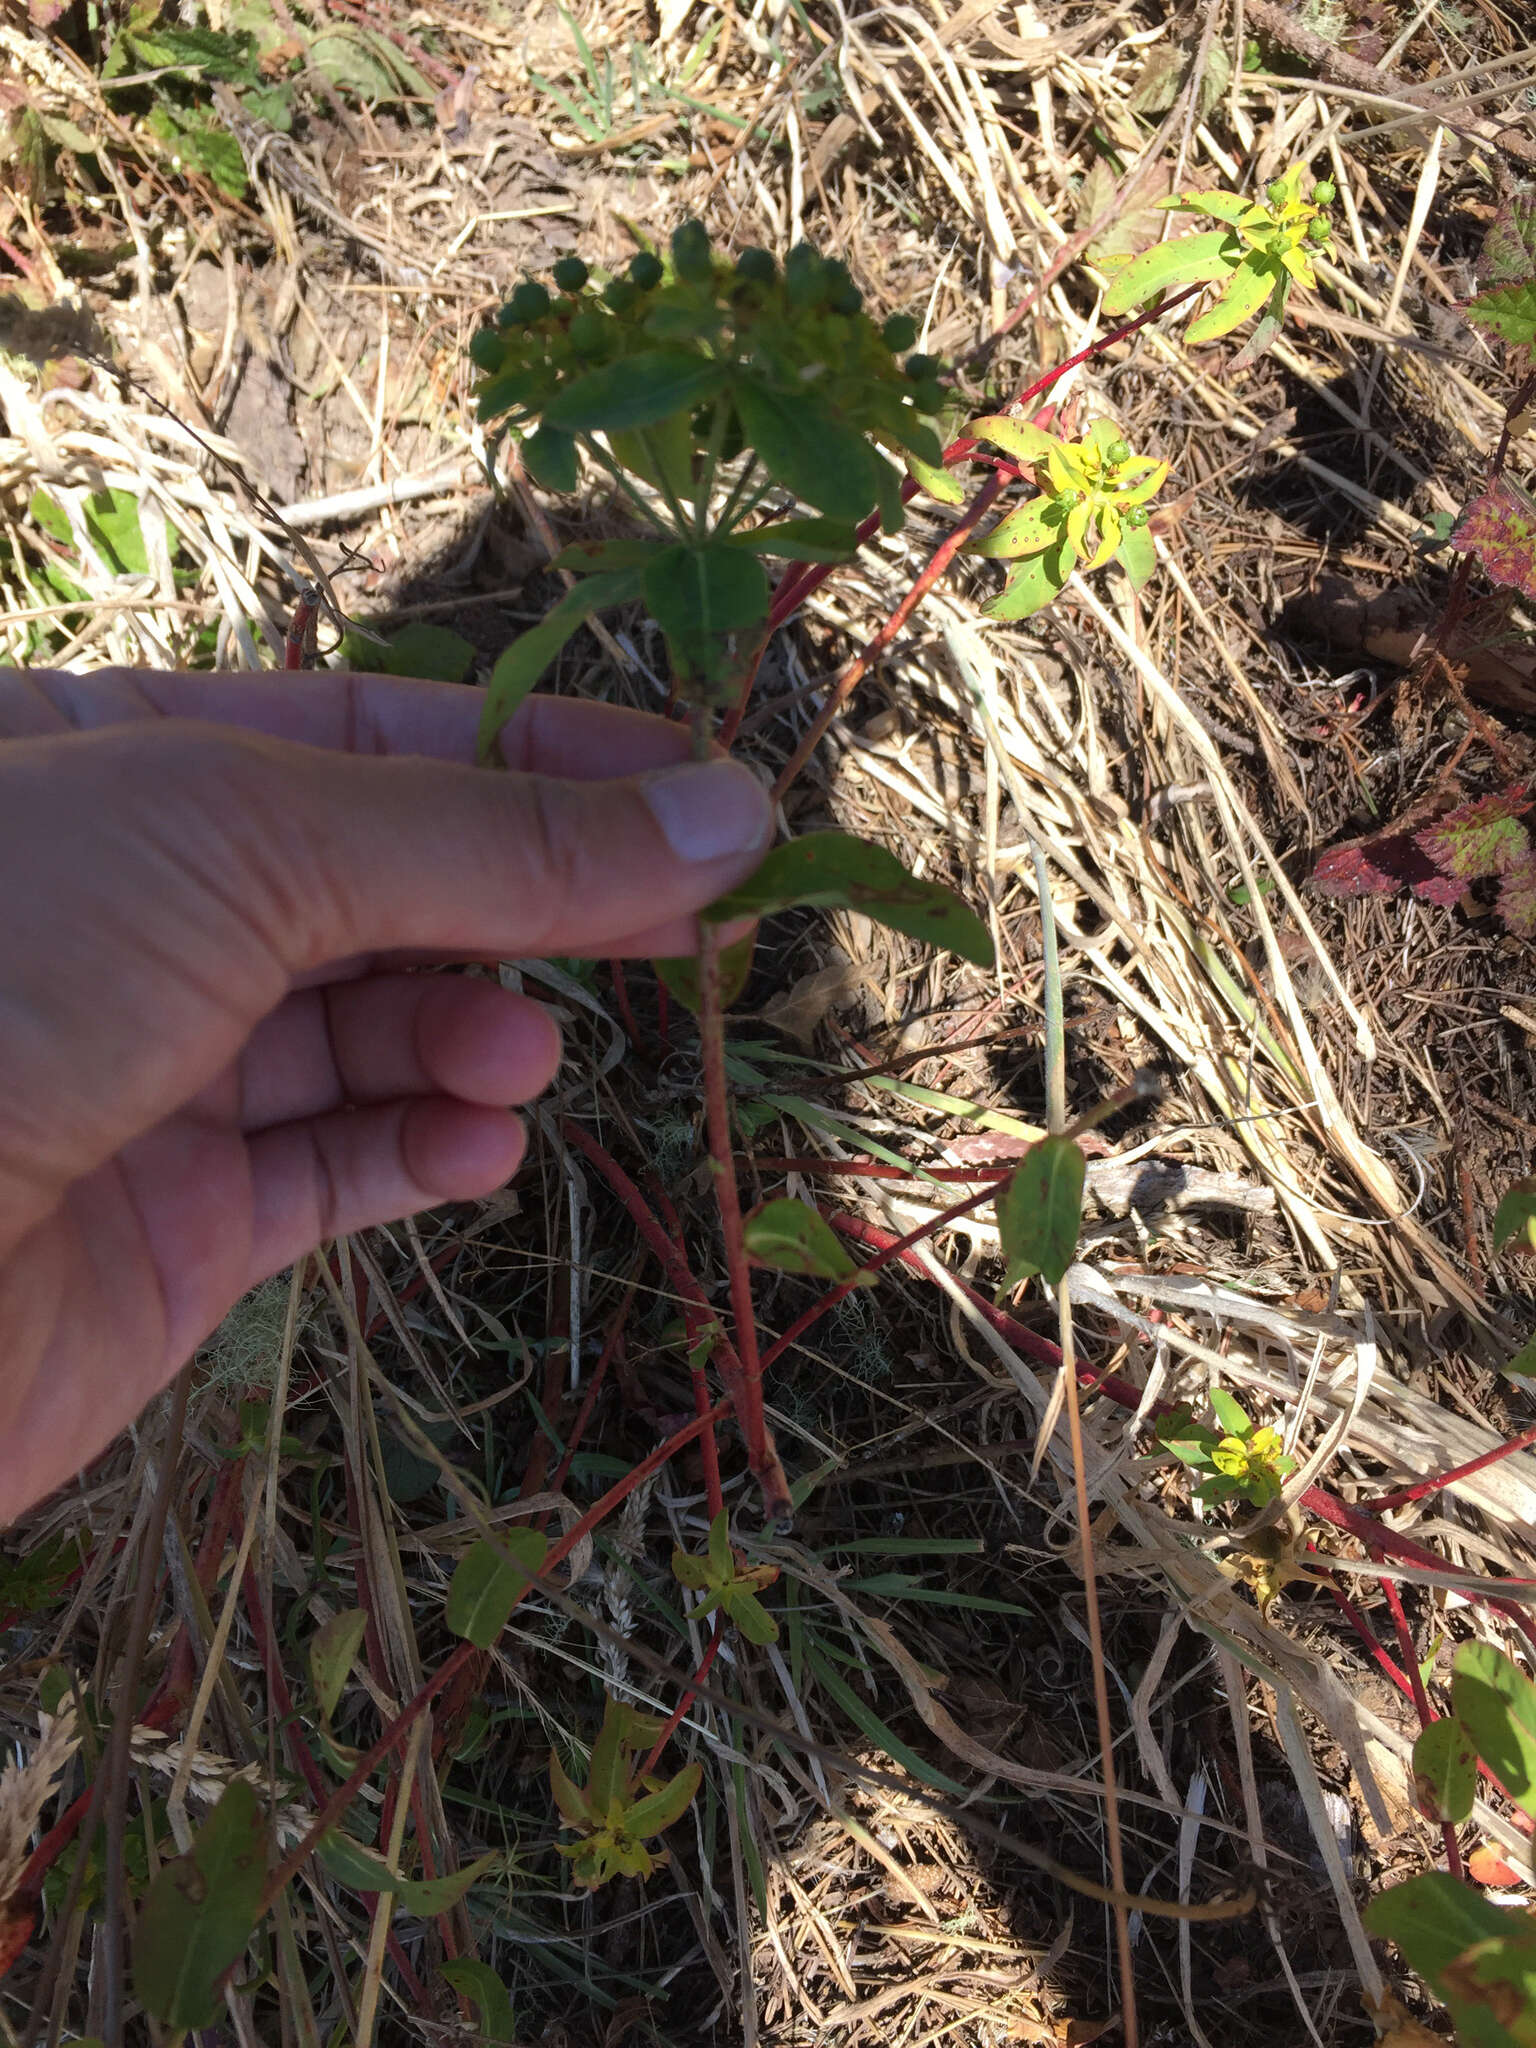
247,733 -> 774,969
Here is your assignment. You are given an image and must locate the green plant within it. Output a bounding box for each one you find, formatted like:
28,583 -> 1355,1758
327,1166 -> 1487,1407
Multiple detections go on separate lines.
548,1697 -> 701,1888
1368,1641 -> 1536,2046
1155,1390 -> 1296,1509
1101,162 -> 1336,363
672,1509 -> 780,1644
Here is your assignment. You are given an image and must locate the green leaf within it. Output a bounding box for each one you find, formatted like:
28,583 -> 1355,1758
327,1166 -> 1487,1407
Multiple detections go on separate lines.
1464,276 -> 1536,351
733,379 -> 881,522
127,23 -> 258,80
1163,188 -> 1259,225
28,488 -> 70,545
308,28 -> 398,100
1100,228 -> 1240,317
725,517 -> 861,561
906,447 -> 965,505
544,349 -> 728,435
444,1530 -> 548,1650
477,568 -> 646,763
1366,1872 -> 1534,2048
339,620 -> 475,683
1155,1408 -> 1223,1469
1412,1716 -> 1478,1824
1505,1331 -> 1536,1376
743,1197 -> 871,1284
996,1135 -> 1085,1288
703,831 -> 994,967
316,1830 -> 401,1893
722,1587 -> 780,1644
309,1609 -> 367,1720
440,1958 -> 517,2043
982,540 -> 1073,620
585,1699 -> 629,1815
549,1748 -> 593,1828
1416,788 -> 1530,881
1115,520 -> 1157,590
642,540 -> 770,679
969,414 -> 1061,467
1208,1388 -> 1253,1438
1494,1179 -> 1536,1253
82,487 -> 148,575
551,539 -> 662,573
652,930 -> 755,1015
1186,255 -> 1283,345
522,423 -> 578,493
610,414 -> 696,507
707,1508 -> 734,1579
969,494 -> 1065,560
623,1760 -> 702,1838
1453,1640 -> 1536,1819
1452,480 -> 1536,604
396,1852 -> 497,1916
133,1780 -> 266,2028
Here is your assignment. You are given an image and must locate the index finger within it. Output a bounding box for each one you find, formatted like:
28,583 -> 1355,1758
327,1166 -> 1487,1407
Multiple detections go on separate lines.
6,667 -> 698,781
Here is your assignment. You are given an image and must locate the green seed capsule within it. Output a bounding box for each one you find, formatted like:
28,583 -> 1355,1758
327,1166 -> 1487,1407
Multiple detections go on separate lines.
1125,505 -> 1150,528
904,352 -> 937,380
552,256 -> 589,293
511,280 -> 550,322
784,242 -> 824,307
881,313 -> 918,352
1307,217 -> 1330,243
1267,177 -> 1287,204
914,378 -> 946,415
671,220 -> 712,283
1312,179 -> 1335,205
1106,437 -> 1130,466
469,326 -> 504,370
828,281 -> 863,315
629,251 -> 664,290
736,246 -> 776,284
603,278 -> 639,314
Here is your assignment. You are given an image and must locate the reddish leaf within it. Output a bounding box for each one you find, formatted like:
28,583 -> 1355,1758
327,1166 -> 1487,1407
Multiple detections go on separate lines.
1499,850 -> 1536,936
1311,833 -> 1455,904
1467,1843 -> 1523,1888
1414,786 -> 1531,879
0,1895 -> 37,1981
1451,481 -> 1536,601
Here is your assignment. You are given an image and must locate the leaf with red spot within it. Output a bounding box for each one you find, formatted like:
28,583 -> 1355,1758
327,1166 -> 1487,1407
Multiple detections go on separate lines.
1415,785 -> 1531,880
1499,849 -> 1536,936
1451,480 -> 1536,602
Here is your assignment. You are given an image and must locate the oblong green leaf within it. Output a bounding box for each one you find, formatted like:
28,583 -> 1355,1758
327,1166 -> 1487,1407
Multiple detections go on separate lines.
440,1958 -> 516,2044
316,1829 -> 401,1892
543,349 -> 728,434
134,1781 -> 266,2029
652,930 -> 755,1015
1115,520 -> 1157,590
623,1760 -> 702,1838
722,1587 -> 780,1644
724,517 -> 861,561
476,567 -> 646,764
643,540 -> 770,666
733,379 -> 880,523
702,831 -> 994,967
1100,228 -> 1240,317
1453,1640 -> 1536,1819
1365,1869 -> 1524,2036
983,541 -> 1074,620
444,1529 -> 548,1649
1208,1388 -> 1252,1438
551,539 -> 662,574
1162,189 -> 1259,225
1186,256 -> 1281,345
396,1851 -> 497,1916
997,1135 -> 1085,1288
743,1197 -> 869,1282
521,423 -> 578,493
1412,1716 -> 1478,1824
969,414 -> 1061,467
339,621 -> 476,683
1494,1179 -> 1536,1252
968,494 -> 1064,560
906,448 -> 965,504
310,1609 -> 367,1721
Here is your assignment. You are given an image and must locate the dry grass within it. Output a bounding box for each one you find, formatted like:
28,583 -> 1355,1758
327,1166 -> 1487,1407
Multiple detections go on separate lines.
4,0 -> 1536,2043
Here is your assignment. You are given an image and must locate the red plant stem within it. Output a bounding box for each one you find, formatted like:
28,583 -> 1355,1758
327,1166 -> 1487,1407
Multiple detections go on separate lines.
696,915 -> 791,1521
759,1184 -> 1000,1373
609,959 -> 646,1056
1360,1422 -> 1536,1514
1322,1579 -> 1418,1705
748,1154 -> 1013,1183
830,1214 -> 1067,1372
283,581 -> 321,670
639,1620 -> 725,1779
260,1397 -> 731,1910
686,1308 -> 726,1519
1376,1566 -> 1464,1879
768,472 -> 1004,805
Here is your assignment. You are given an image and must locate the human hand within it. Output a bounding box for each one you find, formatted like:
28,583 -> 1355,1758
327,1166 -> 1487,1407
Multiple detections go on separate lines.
0,667 -> 771,1522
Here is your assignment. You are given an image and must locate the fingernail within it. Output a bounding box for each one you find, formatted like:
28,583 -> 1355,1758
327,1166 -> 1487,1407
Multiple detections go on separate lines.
640,759 -> 771,862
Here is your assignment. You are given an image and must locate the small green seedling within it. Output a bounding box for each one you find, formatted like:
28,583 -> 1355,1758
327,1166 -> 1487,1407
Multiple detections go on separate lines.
1155,1390 -> 1294,1509
672,1508 -> 781,1645
549,1697 -> 701,1889
966,416 -> 1168,617
1101,164 -> 1335,361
